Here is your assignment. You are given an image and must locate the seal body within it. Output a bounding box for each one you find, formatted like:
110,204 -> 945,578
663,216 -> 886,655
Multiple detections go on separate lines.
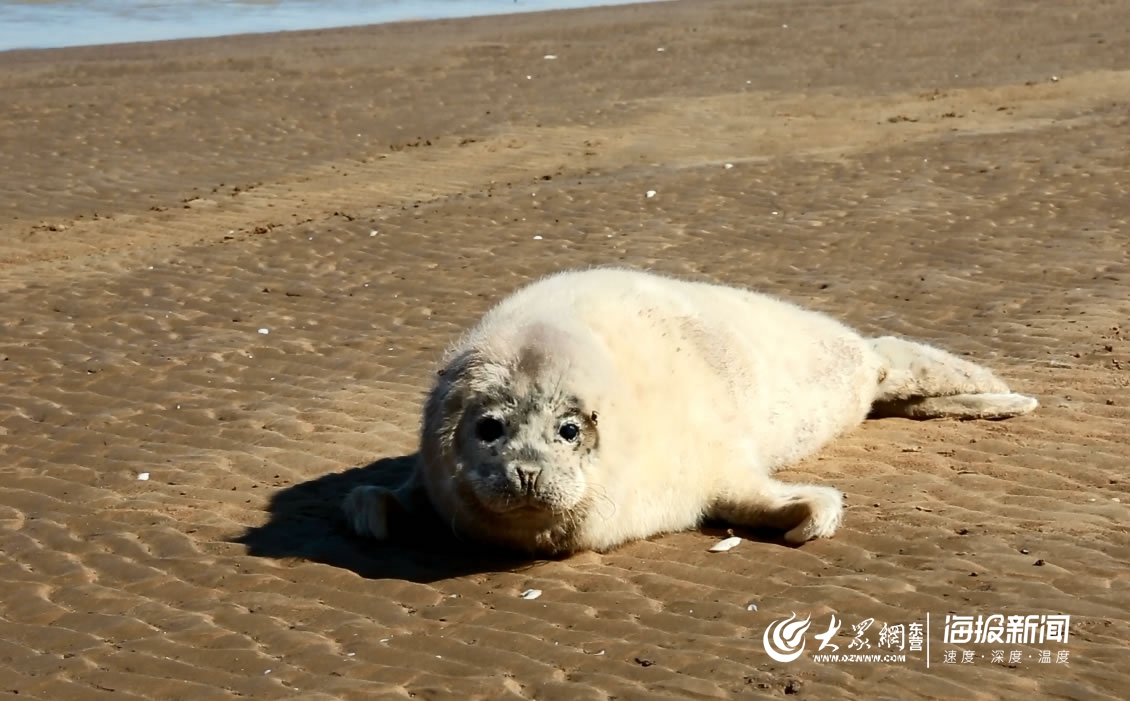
343,267 -> 1037,555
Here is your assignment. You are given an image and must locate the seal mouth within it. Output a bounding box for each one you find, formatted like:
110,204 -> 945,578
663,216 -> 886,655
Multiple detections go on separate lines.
475,490 -> 555,515
463,461 -> 560,515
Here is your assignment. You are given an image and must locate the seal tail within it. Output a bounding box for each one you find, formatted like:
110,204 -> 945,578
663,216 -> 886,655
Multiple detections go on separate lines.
867,336 -> 1038,420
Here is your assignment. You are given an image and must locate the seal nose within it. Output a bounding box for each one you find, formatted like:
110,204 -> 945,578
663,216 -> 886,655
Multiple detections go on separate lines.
513,464 -> 542,494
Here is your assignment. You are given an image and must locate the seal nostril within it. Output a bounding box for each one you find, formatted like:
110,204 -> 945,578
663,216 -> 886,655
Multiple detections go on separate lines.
515,464 -> 541,492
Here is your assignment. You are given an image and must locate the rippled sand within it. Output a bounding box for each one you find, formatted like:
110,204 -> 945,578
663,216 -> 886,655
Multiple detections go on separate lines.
1,0 -> 1128,698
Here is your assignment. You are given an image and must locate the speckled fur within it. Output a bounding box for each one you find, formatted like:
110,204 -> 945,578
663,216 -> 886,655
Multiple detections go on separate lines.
343,267 -> 1037,555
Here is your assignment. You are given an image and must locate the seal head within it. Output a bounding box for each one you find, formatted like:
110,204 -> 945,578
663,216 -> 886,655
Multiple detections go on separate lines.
420,320 -> 611,555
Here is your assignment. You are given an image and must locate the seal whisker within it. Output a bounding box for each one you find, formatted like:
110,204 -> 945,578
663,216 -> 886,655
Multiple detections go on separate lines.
586,484 -> 618,522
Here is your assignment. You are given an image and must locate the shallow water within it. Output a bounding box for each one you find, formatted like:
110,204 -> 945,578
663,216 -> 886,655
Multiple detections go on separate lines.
0,0 -> 653,51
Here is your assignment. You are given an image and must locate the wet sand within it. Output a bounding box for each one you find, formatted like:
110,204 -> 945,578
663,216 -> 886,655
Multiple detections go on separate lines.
1,0 -> 1129,698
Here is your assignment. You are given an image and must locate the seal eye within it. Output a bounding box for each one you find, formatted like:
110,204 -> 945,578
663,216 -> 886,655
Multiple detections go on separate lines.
558,422 -> 580,442
475,417 -> 505,443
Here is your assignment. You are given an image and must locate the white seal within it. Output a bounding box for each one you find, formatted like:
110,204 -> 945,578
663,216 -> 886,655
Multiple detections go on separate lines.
343,267 -> 1037,555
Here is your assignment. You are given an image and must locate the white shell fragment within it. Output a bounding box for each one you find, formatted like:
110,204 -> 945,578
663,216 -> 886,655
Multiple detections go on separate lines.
709,536 -> 742,552
520,589 -> 543,600
258,328 -> 269,335
646,190 -> 657,198
543,54 -> 557,60
137,472 -> 150,481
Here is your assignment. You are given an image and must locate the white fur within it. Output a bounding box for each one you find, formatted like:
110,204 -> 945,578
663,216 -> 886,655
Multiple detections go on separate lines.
344,267 -> 1037,555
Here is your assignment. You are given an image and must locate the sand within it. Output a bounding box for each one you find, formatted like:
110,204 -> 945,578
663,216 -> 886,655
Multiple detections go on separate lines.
1,0 -> 1128,698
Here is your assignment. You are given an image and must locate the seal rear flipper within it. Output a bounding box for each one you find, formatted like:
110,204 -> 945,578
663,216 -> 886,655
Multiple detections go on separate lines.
870,392 -> 1039,420
870,335 -> 1011,397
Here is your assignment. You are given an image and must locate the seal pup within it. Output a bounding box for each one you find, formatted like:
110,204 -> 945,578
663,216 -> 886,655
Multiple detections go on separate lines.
344,267 -> 1037,556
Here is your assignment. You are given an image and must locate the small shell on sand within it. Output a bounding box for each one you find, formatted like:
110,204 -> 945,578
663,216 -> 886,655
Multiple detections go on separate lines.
520,589 -> 543,600
709,536 -> 742,552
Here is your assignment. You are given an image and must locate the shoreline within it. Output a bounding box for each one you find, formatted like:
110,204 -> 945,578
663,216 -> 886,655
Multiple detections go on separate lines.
0,0 -> 669,53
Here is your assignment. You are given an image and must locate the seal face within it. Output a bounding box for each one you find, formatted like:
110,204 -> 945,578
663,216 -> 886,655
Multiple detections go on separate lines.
418,322 -> 614,554
458,384 -> 597,517
343,266 -> 1039,556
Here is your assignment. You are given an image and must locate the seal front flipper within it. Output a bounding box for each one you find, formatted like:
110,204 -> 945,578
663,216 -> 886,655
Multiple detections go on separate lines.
342,470 -> 430,541
708,478 -> 844,545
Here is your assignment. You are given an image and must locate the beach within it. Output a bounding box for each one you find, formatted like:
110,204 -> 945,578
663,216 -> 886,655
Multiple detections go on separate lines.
1,0 -> 1129,698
